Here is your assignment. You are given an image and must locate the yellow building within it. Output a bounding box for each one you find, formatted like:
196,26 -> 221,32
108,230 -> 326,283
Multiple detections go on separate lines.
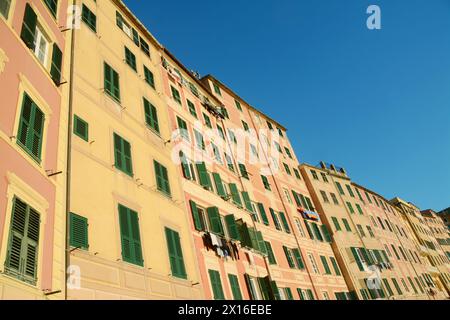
65,0 -> 202,299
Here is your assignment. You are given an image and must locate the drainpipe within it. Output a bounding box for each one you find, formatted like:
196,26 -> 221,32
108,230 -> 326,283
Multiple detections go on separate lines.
64,0 -> 77,300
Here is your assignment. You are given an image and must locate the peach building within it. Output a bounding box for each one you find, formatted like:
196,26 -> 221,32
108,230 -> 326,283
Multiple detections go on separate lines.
0,0 -> 68,299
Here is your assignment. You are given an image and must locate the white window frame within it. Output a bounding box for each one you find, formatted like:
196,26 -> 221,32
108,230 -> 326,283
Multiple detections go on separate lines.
34,25 -> 49,67
308,253 -> 319,274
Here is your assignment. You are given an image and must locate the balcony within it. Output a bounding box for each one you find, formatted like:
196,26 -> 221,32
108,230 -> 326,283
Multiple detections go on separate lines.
418,245 -> 430,256
427,265 -> 440,276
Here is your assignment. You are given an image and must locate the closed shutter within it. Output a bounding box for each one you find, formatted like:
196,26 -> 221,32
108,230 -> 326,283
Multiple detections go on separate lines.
20,4 -> 37,49
292,248 -> 305,269
132,28 -> 139,46
258,277 -> 271,300
143,98 -> 159,133
256,231 -> 267,255
113,134 -> 133,176
236,221 -> 252,248
118,205 -> 143,266
189,200 -> 203,231
196,162 -> 212,190
265,241 -> 277,264
321,224 -> 332,242
212,173 -> 226,198
224,214 -> 240,241
283,246 -> 295,268
17,94 -> 44,161
330,257 -> 342,276
228,274 -> 243,300
320,256 -> 331,274
248,227 -> 259,250
241,191 -> 253,212
285,288 -> 294,300
278,211 -> 290,233
228,183 -> 242,207
50,44 -> 62,85
154,161 -> 171,196
257,203 -> 269,226
270,281 -> 281,300
69,213 -> 88,249
208,270 -> 225,300
180,152 -> 191,180
104,63 -> 120,101
207,207 -> 224,236
165,227 -> 187,279
73,115 -> 88,141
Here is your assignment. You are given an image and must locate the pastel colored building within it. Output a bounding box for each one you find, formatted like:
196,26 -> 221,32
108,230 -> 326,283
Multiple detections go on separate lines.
0,0 -> 68,299
65,0 -> 202,299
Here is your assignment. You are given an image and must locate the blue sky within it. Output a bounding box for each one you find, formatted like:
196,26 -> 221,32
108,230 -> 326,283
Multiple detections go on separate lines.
124,0 -> 450,211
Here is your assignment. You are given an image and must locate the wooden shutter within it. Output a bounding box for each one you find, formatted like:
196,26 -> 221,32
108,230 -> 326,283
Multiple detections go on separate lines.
236,221 -> 252,248
132,28 -> 139,46
285,288 -> 294,300
270,208 -> 281,230
17,94 -> 44,161
270,280 -> 281,300
292,248 -> 305,269
196,162 -> 211,190
50,44 -> 62,85
114,134 -> 133,176
70,213 -> 88,249
189,200 -> 203,231
283,246 -> 295,268
228,183 -> 242,207
265,241 -> 277,264
256,203 -> 269,225
143,98 -> 159,133
321,224 -> 332,242
207,207 -> 224,236
248,227 -> 259,250
20,4 -> 37,49
165,227 -> 186,279
241,191 -> 253,212
312,223 -> 323,241
304,221 -> 314,239
257,277 -> 271,300
212,173 -> 226,198
209,270 -> 225,300
118,205 -> 143,266
73,115 -> 88,141
224,214 -> 239,241
351,247 -> 364,271
228,274 -> 243,300
244,274 -> 256,300
320,256 -> 331,274
256,231 -> 267,255
278,212 -> 290,233
154,161 -> 171,196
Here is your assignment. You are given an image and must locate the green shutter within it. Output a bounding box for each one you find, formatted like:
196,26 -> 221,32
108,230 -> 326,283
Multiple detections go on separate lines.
69,213 -> 88,249
5,197 -> 40,285
196,162 -> 212,190
285,288 -> 294,300
228,274 -> 243,300
143,98 -> 159,133
321,224 -> 332,242
73,115 -> 89,141
212,173 -> 226,198
320,256 -> 332,274
50,44 -> 62,85
44,0 -> 58,17
271,281 -> 281,300
225,214 -> 240,241
304,221 -> 314,239
165,227 -> 187,279
248,227 -> 259,250
236,221 -> 252,249
283,246 -> 296,268
132,28 -> 139,46
292,248 -> 305,269
207,207 -> 224,236
312,223 -> 323,241
306,289 -> 315,300
228,183 -> 242,207
144,66 -> 155,88
297,289 -> 306,300
82,4 -> 96,32
17,94 -> 44,161
257,203 -> 269,225
383,279 -> 394,297
208,270 -> 225,300
180,152 -> 191,180
278,212 -> 291,233
241,191 -> 253,212
189,200 -> 203,231
257,277 -> 271,300
238,163 -> 249,179
265,241 -> 277,264
256,231 -> 267,255
20,4 -> 37,49
104,63 -> 120,102
332,217 -> 341,231
270,208 -> 282,231
351,247 -> 364,271
114,133 -> 133,176
330,257 -> 342,276
154,161 -> 171,196
118,205 -> 143,266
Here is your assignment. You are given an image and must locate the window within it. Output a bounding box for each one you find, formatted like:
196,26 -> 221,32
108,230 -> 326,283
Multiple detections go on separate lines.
17,93 -> 45,162
225,153 -> 234,172
143,98 -> 159,134
271,209 -> 282,231
332,217 -> 341,231
165,227 -> 187,279
355,204 -> 364,215
73,115 -> 89,141
208,270 -> 225,299
186,100 -> 197,118
330,257 -> 341,276
228,129 -> 237,144
320,191 -> 329,203
346,185 -> 355,197
177,117 -> 189,141
171,86 -> 181,104
213,83 -> 221,95
335,182 -> 345,195
342,218 -> 352,232
261,175 -> 271,191
124,47 -> 137,71
293,168 -> 301,180
154,160 -> 171,196
311,170 -> 319,180
0,0 -> 12,19
118,204 -> 143,266
357,225 -> 366,237
242,121 -> 249,132
330,193 -> 339,205
228,274 -> 242,300
283,163 -> 291,175
267,121 -> 273,130
34,25 -> 49,67
212,144 -> 222,164
69,213 -> 88,249
367,226 -> 375,238
250,144 -> 258,158
283,246 -> 296,268
346,202 -> 355,214
238,163 -> 249,179
321,173 -> 329,183
81,4 -> 96,32
307,253 -> 319,274
203,113 -> 212,129
113,133 -> 133,176
274,141 -> 282,153
180,152 -> 196,181
284,147 -> 292,159
194,130 -> 205,150
265,241 -> 277,265
104,63 -> 120,102
144,66 -> 155,88
5,197 -> 40,285
235,99 -> 242,111
139,36 -> 150,57
294,219 -> 306,237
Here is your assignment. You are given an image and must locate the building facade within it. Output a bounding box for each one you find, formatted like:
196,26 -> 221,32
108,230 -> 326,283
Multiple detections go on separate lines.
0,0 -> 69,299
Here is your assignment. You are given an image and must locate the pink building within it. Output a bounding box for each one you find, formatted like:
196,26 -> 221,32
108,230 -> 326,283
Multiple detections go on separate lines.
0,0 -> 68,299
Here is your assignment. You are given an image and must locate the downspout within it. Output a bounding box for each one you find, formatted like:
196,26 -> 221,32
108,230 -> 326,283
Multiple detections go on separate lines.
64,0 -> 77,300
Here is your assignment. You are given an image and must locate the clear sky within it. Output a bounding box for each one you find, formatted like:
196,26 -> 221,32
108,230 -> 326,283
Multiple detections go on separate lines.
123,0 -> 450,211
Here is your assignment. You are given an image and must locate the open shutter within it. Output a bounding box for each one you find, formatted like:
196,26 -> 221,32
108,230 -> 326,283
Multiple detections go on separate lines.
50,44 -> 63,85
129,210 -> 143,266
351,247 -> 364,271
123,139 -> 133,176
6,198 -> 27,274
321,224 -> 332,242
270,208 -> 281,230
236,220 -> 252,248
30,106 -> 44,160
270,281 -> 281,300
257,277 -> 271,300
212,173 -> 226,198
278,212 -> 290,233
304,221 -> 314,239
241,191 -> 253,212
172,230 -> 186,278
228,183 -> 242,207
17,94 -> 33,149
248,227 -> 258,250
244,274 -> 256,300
180,152 -> 191,180
20,4 -> 37,49
292,248 -> 305,269
257,203 -> 269,225
225,214 -> 240,241
118,205 -> 132,263
256,231 -> 267,255
207,207 -> 224,236
196,162 -> 211,190
283,246 -> 295,268
189,200 -> 203,231
24,208 -> 40,281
